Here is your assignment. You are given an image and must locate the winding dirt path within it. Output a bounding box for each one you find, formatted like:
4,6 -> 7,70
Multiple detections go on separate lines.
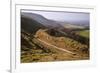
35,38 -> 76,55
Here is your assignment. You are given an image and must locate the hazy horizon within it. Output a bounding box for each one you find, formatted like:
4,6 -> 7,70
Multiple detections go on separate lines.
21,10 -> 90,26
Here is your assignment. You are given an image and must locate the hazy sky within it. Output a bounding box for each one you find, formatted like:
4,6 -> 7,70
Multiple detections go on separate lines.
21,10 -> 90,25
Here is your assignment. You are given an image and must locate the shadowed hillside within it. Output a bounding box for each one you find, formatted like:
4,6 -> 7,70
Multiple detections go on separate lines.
21,15 -> 46,34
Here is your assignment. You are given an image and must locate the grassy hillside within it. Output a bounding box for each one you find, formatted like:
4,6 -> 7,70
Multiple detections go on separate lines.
21,29 -> 89,63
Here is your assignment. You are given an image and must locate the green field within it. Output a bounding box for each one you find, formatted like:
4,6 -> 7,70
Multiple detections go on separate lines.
76,30 -> 89,38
